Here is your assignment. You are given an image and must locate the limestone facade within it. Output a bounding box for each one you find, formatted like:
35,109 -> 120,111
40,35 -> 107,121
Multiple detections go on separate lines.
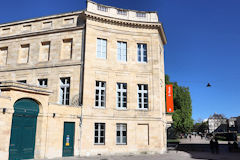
0,1 -> 170,159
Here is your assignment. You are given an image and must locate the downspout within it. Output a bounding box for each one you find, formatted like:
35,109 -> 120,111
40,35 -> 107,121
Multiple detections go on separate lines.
78,13 -> 86,157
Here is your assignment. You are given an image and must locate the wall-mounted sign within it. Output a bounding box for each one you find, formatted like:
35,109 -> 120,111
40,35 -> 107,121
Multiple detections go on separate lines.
166,84 -> 174,113
66,135 -> 70,146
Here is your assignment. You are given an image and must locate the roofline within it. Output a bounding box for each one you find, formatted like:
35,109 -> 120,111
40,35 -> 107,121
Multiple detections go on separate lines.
87,0 -> 158,14
0,10 -> 84,27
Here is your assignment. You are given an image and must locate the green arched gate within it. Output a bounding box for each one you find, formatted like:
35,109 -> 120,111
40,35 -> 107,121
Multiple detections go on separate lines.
9,99 -> 39,160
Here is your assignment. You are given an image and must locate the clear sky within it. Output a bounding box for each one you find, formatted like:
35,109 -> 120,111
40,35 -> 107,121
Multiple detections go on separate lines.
1,0 -> 239,121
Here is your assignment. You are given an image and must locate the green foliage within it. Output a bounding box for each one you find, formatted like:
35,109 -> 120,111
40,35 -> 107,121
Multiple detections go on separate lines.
193,122 -> 208,133
165,74 -> 194,134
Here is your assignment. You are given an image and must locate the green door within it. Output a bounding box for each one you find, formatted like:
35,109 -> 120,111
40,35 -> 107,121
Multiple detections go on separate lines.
62,122 -> 75,157
9,99 -> 39,160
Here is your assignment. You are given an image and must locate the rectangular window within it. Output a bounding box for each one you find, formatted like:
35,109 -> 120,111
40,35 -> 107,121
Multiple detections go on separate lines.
39,41 -> 50,62
97,5 -> 108,12
117,9 -> 127,16
17,80 -> 27,83
61,39 -> 72,60
137,43 -> 147,62
0,47 -> 8,66
116,124 -> 127,145
94,123 -> 105,144
18,44 -> 30,64
95,81 -> 106,108
117,41 -> 127,61
137,84 -> 148,109
116,83 -> 127,109
96,38 -> 107,59
38,78 -> 48,87
59,77 -> 70,105
136,12 -> 146,18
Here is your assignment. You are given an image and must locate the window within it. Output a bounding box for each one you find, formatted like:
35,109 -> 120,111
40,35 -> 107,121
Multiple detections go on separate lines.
17,80 -> 26,83
0,47 -> 8,66
137,43 -> 147,62
97,5 -> 108,12
136,12 -> 146,18
116,83 -> 127,109
39,41 -> 50,62
117,41 -> 127,61
61,39 -> 72,60
96,38 -> 107,59
116,124 -> 127,145
95,81 -> 106,108
117,9 -> 127,16
94,123 -> 105,144
38,79 -> 48,87
18,44 -> 30,64
137,84 -> 148,109
59,77 -> 70,105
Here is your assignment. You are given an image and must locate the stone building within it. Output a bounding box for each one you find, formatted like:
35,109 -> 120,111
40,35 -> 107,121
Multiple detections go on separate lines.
0,1 -> 171,159
208,113 -> 227,133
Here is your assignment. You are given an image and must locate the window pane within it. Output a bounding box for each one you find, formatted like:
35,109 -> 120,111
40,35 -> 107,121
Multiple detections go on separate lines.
117,137 -> 120,143
101,124 -> 105,129
144,85 -> 148,90
117,131 -> 120,136
95,137 -> 98,143
144,104 -> 148,108
101,82 -> 105,87
100,137 -> 104,143
122,136 -> 126,143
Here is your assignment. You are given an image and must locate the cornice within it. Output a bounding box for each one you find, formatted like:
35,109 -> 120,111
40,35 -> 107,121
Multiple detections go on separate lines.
85,11 -> 160,28
0,26 -> 84,41
0,61 -> 81,72
84,11 -> 167,45
0,11 -> 83,27
0,81 -> 52,95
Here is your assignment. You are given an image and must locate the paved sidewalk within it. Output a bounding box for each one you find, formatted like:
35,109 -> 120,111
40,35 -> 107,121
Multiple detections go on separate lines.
47,150 -> 240,160
180,135 -> 210,144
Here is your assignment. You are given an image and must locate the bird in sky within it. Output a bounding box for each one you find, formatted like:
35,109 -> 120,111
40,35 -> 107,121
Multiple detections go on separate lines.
206,83 -> 212,87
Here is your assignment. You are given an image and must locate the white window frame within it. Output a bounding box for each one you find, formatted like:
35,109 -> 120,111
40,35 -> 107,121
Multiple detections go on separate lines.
136,12 -> 146,18
59,77 -> 70,105
116,83 -> 127,109
117,9 -> 127,16
137,43 -> 147,63
38,78 -> 48,87
97,5 -> 108,12
137,84 -> 148,109
95,81 -> 106,108
94,123 -> 105,145
116,123 -> 127,145
117,41 -> 127,62
96,38 -> 107,59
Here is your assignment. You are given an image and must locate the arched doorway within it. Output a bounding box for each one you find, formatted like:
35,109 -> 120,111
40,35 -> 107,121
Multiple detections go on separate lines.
9,98 -> 39,160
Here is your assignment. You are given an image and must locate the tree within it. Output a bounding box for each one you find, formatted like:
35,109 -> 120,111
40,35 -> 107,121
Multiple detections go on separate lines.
165,74 -> 194,134
193,121 -> 208,133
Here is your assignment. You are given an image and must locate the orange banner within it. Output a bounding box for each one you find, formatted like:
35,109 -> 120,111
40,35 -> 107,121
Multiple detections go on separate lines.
166,84 -> 174,113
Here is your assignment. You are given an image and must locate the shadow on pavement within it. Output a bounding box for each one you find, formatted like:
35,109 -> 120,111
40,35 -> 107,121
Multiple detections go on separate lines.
173,144 -> 240,160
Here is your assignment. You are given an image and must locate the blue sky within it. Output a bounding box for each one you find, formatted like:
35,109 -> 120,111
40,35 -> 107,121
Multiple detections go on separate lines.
1,0 -> 239,121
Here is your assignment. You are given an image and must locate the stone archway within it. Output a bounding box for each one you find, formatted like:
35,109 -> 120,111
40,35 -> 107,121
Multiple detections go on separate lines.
8,98 -> 39,160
